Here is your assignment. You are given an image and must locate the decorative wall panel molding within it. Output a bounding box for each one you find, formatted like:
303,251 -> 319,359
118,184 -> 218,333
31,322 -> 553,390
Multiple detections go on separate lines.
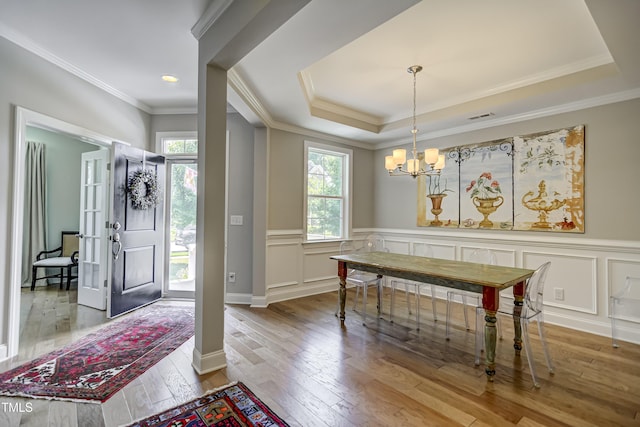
523,250 -> 597,314
265,228 -> 640,344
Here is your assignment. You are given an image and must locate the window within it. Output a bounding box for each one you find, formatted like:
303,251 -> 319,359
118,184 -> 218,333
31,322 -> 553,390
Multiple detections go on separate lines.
304,141 -> 352,241
157,132 -> 198,297
162,137 -> 197,154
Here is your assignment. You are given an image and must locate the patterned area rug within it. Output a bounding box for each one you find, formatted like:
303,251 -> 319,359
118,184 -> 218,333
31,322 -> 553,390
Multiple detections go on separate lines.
0,305 -> 194,403
128,382 -> 289,427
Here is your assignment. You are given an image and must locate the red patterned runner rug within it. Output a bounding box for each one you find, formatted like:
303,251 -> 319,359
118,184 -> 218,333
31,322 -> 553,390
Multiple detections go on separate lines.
127,382 -> 289,427
0,305 -> 194,403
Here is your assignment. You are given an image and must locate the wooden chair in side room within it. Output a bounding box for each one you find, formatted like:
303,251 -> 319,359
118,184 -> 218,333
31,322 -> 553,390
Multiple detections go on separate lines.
31,231 -> 79,291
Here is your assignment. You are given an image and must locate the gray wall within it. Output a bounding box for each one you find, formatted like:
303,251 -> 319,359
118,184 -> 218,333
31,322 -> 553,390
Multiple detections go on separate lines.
268,128 -> 375,231
150,114 -> 198,140
226,113 -> 255,294
0,35 -> 151,350
373,98 -> 640,241
25,127 -> 100,250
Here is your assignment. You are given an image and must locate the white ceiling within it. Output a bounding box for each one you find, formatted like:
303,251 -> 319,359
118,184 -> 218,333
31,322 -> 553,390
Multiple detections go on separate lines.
1,0 -> 639,148
0,0 -> 210,114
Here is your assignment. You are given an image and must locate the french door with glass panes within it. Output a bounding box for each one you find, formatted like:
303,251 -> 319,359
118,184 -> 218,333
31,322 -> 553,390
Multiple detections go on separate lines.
78,149 -> 109,310
164,159 -> 197,298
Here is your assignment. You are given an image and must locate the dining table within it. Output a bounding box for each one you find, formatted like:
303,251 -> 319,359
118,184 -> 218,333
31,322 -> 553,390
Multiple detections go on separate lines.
330,251 -> 535,381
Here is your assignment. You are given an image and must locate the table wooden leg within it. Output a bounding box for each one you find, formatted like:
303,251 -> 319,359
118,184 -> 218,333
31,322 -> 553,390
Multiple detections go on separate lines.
512,281 -> 525,355
482,287 -> 500,380
376,275 -> 383,316
338,261 -> 347,323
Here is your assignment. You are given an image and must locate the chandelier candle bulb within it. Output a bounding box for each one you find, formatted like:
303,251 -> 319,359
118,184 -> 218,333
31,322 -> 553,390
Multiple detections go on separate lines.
407,158 -> 420,174
393,148 -> 406,166
385,155 -> 396,171
425,148 -> 439,165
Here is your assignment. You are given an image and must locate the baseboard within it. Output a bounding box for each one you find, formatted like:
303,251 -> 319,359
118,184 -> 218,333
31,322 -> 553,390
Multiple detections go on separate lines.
0,344 -> 7,361
225,292 -> 252,305
250,296 -> 268,308
192,348 -> 227,375
266,281 -> 337,305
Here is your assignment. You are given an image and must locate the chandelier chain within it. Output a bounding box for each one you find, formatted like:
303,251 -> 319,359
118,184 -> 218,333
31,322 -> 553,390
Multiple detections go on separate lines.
412,68 -> 417,136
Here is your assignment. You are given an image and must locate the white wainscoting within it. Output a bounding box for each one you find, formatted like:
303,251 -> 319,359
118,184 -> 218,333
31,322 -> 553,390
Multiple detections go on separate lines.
264,228 -> 640,345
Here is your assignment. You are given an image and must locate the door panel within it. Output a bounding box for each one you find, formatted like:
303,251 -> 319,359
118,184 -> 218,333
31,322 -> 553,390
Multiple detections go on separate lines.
78,149 -> 109,310
109,142 -> 165,318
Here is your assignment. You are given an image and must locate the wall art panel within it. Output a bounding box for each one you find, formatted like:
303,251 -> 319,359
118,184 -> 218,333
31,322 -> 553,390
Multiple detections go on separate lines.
459,138 -> 513,230
513,125 -> 585,232
417,148 -> 459,227
416,125 -> 584,234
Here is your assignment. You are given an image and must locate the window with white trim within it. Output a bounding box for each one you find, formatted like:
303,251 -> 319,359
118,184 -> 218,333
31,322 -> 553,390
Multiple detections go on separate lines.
156,132 -> 198,297
304,141 -> 352,241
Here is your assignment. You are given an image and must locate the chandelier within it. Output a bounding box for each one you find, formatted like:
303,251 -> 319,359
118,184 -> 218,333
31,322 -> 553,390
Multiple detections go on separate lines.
384,65 -> 445,178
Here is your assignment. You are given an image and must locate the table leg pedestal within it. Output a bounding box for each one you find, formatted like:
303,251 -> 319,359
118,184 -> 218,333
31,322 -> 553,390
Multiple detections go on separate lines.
512,299 -> 524,355
484,310 -> 498,379
512,281 -> 525,356
338,261 -> 347,323
482,287 -> 500,381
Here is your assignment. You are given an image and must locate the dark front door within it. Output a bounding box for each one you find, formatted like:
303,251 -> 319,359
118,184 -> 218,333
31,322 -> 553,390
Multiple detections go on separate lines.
109,142 -> 165,317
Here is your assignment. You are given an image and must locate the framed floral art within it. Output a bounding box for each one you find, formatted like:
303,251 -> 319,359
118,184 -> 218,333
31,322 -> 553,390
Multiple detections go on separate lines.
416,125 -> 585,233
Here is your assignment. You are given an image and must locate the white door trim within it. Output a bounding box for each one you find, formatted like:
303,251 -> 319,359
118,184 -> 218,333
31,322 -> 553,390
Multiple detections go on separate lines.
7,106 -> 116,358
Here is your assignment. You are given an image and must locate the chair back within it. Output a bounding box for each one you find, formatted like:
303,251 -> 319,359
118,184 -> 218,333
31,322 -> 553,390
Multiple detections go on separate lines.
612,276 -> 640,318
363,234 -> 385,252
524,262 -> 551,316
340,241 -> 356,255
412,243 -> 434,258
61,231 -> 79,257
468,248 -> 497,265
616,276 -> 640,300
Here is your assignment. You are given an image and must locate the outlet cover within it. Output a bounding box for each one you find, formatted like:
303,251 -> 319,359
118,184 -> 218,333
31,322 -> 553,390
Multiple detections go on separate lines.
554,287 -> 564,301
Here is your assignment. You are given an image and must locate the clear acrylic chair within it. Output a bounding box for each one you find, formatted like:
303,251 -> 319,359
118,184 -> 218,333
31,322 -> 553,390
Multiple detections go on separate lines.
389,243 -> 438,329
611,276 -> 640,348
476,261 -> 554,387
446,248 -> 499,342
339,235 -> 386,324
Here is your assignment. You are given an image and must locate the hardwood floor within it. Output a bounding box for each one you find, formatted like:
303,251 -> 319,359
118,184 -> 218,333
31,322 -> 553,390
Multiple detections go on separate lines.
1,286 -> 639,426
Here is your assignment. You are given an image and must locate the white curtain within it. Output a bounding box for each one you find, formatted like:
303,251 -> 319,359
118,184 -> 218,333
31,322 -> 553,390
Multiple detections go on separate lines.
22,141 -> 46,286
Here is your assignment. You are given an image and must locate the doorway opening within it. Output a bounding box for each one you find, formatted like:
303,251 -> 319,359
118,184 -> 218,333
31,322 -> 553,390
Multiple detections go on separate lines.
7,107 -> 115,358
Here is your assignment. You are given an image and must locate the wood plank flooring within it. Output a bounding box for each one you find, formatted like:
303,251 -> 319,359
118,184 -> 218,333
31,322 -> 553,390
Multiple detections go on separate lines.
0,286 -> 639,426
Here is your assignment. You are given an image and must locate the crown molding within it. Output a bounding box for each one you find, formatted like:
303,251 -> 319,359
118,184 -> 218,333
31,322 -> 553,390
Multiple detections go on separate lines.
227,68 -> 275,127
298,70 -> 383,133
0,23 -> 153,114
190,0 -> 235,40
151,106 -> 198,115
228,69 -> 375,150
375,87 -> 640,150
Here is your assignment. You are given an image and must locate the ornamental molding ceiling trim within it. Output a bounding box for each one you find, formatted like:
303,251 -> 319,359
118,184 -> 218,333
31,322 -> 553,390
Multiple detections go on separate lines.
298,70 -> 383,134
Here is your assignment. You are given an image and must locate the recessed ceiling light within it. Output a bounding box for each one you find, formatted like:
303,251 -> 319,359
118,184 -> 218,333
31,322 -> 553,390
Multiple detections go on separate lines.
162,74 -> 179,83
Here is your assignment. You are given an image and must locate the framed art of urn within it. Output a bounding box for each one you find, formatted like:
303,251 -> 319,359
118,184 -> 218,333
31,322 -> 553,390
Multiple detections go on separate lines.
417,125 -> 585,233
